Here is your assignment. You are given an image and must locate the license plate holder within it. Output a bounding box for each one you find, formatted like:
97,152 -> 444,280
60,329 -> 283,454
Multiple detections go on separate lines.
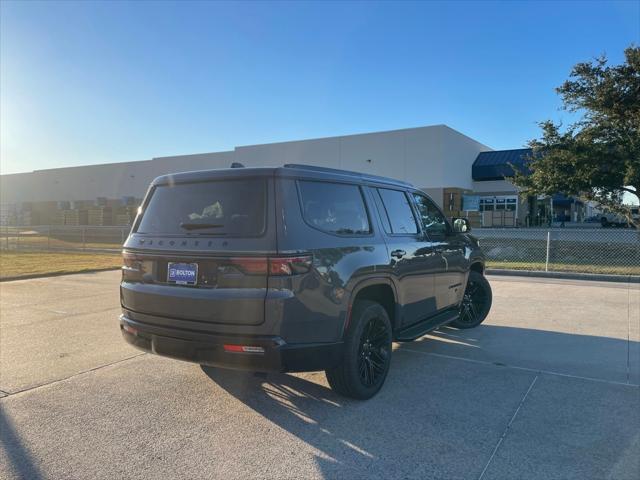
167,262 -> 198,285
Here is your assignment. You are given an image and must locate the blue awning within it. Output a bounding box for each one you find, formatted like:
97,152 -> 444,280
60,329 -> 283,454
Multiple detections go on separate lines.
472,148 -> 532,181
551,193 -> 582,207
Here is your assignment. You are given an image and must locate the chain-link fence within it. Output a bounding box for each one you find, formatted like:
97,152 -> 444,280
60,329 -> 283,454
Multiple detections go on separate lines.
2,225 -> 639,276
0,226 -> 129,253
474,228 -> 640,275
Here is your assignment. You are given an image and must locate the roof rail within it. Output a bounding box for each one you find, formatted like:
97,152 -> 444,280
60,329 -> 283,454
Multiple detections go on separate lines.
283,163 -> 412,187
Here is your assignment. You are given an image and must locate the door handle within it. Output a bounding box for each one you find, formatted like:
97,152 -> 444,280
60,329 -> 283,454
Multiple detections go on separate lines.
390,249 -> 406,259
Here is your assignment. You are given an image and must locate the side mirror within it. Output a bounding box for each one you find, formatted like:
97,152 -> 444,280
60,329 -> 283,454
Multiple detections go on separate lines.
453,217 -> 471,233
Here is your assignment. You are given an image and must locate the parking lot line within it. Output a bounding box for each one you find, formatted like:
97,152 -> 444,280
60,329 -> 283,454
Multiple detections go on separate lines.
478,375 -> 539,480
1,352 -> 146,397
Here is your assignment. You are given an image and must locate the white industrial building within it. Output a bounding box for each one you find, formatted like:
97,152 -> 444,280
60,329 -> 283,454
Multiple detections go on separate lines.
0,124 -> 489,205
2,124 -> 570,227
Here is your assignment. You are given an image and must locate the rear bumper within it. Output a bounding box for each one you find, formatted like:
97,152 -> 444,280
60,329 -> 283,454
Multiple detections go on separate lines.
119,314 -> 344,373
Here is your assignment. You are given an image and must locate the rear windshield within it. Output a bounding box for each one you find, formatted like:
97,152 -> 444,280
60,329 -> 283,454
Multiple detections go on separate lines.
136,179 -> 267,236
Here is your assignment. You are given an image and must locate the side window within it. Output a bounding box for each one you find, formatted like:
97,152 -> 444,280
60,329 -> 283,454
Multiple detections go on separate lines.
298,181 -> 371,235
412,193 -> 449,238
376,188 -> 418,235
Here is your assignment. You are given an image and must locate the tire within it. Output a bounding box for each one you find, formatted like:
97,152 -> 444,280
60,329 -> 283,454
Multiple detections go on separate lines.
325,300 -> 393,400
450,271 -> 492,329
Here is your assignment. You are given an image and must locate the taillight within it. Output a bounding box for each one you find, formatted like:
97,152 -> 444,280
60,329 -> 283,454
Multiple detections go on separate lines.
122,251 -> 151,280
225,255 -> 312,276
122,251 -> 142,270
228,257 -> 268,275
269,256 -> 313,276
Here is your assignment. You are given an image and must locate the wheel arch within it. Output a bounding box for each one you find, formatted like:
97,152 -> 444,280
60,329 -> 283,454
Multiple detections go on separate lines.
470,261 -> 485,274
347,277 -> 399,334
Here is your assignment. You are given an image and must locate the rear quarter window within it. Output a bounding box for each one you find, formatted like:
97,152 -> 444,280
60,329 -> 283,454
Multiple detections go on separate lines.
136,179 -> 267,236
298,180 -> 371,235
376,188 -> 418,235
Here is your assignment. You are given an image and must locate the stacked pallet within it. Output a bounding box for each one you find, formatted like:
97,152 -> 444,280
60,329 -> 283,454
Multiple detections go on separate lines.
503,210 -> 516,227
467,211 -> 482,229
51,211 -> 66,225
64,210 -> 80,226
87,207 -> 113,226
114,214 -> 131,226
31,201 -> 59,225
18,211 -> 33,226
111,204 -> 138,226
62,209 -> 89,226
482,210 -> 516,227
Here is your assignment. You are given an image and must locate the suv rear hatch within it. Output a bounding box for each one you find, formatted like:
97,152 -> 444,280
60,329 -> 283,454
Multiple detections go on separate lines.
121,174 -> 277,326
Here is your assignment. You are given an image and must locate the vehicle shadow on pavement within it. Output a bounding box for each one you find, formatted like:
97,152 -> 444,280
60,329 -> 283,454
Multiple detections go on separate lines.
202,359 -> 449,479
201,325 -> 639,479
409,324 -> 638,385
201,365 -> 371,477
0,406 -> 44,480
202,334 -> 537,479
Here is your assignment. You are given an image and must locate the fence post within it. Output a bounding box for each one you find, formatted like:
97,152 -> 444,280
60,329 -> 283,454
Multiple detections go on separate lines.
545,230 -> 551,272
121,227 -> 125,245
47,225 -> 51,251
636,230 -> 640,274
82,226 -> 86,250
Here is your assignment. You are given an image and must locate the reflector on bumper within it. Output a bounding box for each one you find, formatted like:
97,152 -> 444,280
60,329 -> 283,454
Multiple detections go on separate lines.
223,344 -> 265,354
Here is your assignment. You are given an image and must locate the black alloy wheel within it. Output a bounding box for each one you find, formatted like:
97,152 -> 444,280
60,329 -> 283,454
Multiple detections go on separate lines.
451,271 -> 492,329
325,300 -> 392,399
358,316 -> 391,387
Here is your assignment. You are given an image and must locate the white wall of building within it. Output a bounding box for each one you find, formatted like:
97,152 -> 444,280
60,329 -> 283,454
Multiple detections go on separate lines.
0,151 -> 235,205
235,125 -> 491,191
0,125 -> 491,206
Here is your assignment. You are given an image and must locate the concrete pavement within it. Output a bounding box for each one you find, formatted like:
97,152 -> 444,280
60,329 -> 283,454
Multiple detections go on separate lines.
0,271 -> 638,479
0,271 -> 141,393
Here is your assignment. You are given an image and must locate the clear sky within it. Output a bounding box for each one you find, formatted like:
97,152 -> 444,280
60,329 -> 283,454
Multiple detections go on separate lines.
1,0 -> 638,175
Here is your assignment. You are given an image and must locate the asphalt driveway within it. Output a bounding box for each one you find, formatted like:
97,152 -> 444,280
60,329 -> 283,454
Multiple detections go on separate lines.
0,271 -> 638,479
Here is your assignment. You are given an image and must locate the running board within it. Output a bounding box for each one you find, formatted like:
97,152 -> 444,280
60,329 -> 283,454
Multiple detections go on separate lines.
395,309 -> 459,342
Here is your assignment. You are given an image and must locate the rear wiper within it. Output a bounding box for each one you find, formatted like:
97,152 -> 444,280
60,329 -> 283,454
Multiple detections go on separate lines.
180,222 -> 225,231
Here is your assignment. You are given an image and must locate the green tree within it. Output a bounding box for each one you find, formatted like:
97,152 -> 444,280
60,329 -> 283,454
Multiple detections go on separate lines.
513,46 -> 640,226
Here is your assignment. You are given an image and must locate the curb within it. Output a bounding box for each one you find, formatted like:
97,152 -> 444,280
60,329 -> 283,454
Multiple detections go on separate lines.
0,267 -> 121,283
486,268 -> 640,284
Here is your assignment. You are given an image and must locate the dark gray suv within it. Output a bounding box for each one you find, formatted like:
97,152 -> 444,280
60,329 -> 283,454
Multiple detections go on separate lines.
120,164 -> 491,399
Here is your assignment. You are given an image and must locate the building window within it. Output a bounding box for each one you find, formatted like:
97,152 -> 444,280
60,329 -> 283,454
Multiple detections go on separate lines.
480,197 -> 495,212
480,196 -> 518,213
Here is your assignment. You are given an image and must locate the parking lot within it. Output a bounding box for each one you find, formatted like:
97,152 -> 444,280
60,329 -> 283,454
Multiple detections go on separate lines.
1,271 -> 638,479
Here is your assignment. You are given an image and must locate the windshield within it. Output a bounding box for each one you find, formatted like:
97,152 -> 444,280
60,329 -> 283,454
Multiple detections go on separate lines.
136,178 -> 266,236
